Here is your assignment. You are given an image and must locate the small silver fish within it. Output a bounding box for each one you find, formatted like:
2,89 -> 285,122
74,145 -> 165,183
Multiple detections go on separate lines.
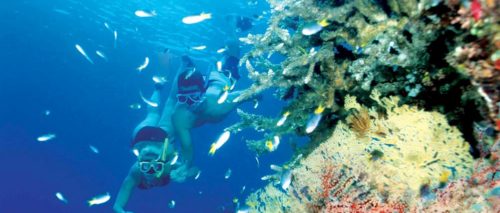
194,170 -> 201,180
253,99 -> 259,109
135,10 -> 156,18
280,169 -> 292,190
217,89 -> 229,104
75,44 -> 94,64
139,91 -> 158,108
89,145 -> 99,154
170,152 -> 178,165
224,168 -> 232,179
168,200 -> 176,208
270,164 -> 283,172
182,13 -> 211,24
260,175 -> 272,181
129,103 -> 142,110
255,156 -> 260,168
44,110 -> 51,116
216,61 -> 222,71
191,45 -> 206,50
104,22 -> 111,31
216,48 -> 227,53
137,57 -> 150,72
113,30 -> 117,48
152,76 -> 166,84
132,149 -> 139,157
37,134 -> 56,142
272,136 -> 280,150
53,9 -> 70,15
56,192 -> 68,203
237,206 -> 250,213
95,50 -> 108,61
87,192 -> 110,206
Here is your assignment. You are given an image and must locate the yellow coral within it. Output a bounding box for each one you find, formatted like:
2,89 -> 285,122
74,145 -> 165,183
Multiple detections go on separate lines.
245,95 -> 474,211
329,95 -> 474,202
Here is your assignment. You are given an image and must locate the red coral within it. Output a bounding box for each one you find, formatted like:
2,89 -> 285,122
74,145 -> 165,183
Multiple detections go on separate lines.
320,165 -> 337,199
313,165 -> 408,213
422,160 -> 500,212
325,198 -> 406,213
470,0 -> 483,21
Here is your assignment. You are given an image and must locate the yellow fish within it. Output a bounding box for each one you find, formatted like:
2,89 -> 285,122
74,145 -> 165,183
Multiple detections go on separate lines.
301,19 -> 329,36
209,131 -> 231,155
217,85 -> 230,104
265,140 -> 273,151
439,170 -> 451,183
276,111 -> 290,127
306,104 -> 325,133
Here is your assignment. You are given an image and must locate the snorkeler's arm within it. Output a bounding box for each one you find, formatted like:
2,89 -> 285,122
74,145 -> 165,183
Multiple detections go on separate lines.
113,165 -> 140,213
158,67 -> 181,135
172,112 -> 193,167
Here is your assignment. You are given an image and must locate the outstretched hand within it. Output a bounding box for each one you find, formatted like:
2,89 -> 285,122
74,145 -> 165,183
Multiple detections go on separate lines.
170,164 -> 199,183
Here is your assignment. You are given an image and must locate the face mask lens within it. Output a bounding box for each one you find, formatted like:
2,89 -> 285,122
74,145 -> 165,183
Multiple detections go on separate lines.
153,162 -> 163,172
177,95 -> 187,103
140,162 -> 151,172
190,93 -> 201,101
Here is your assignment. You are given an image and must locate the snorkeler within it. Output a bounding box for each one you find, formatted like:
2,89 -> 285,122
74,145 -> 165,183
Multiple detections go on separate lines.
113,80 -> 193,213
156,40 -> 248,170
114,41 -> 246,212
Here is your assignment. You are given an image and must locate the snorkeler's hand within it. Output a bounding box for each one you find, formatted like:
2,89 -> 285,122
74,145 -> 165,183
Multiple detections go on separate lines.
171,164 -> 199,183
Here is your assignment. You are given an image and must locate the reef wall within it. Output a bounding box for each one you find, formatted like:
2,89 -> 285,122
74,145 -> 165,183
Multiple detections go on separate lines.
231,0 -> 499,212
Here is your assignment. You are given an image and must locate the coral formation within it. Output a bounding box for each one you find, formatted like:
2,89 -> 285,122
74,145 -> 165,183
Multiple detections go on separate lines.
244,95 -> 475,211
231,0 -> 498,157
236,0 -> 500,211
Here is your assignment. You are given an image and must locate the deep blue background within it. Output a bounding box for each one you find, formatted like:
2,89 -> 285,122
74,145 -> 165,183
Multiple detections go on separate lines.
0,0 -> 307,212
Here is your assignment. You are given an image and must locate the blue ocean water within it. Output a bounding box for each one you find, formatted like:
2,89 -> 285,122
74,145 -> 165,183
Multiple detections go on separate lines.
0,0 -> 305,212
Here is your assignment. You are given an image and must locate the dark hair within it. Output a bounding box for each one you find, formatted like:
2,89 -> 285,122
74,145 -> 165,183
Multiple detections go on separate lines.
177,69 -> 205,92
131,126 -> 168,147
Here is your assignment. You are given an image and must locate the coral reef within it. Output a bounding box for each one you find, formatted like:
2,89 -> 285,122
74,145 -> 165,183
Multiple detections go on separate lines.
231,0 -> 498,157
244,95 -> 476,211
237,0 -> 500,211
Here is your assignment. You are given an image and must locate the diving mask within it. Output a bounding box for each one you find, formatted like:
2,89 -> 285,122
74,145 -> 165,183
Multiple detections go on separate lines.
176,92 -> 202,105
139,138 -> 170,177
139,161 -> 165,174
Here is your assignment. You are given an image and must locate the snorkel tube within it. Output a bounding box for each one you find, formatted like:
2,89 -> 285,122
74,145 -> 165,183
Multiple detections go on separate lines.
156,138 -> 169,178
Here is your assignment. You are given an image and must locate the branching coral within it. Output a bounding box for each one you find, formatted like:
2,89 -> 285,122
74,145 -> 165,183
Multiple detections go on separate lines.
231,0 -> 496,159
